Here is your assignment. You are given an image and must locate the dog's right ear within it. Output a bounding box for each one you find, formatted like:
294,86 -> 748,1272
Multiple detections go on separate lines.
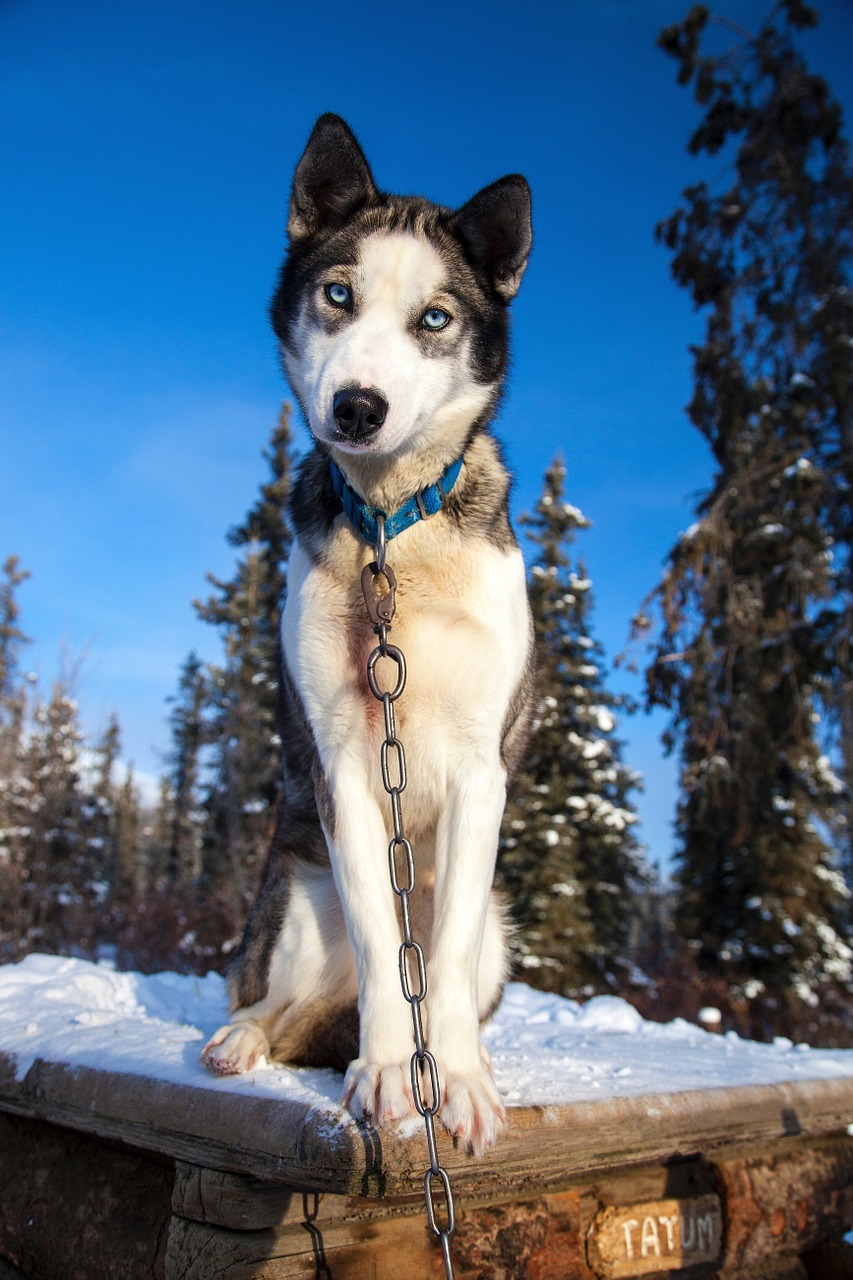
288,115 -> 377,242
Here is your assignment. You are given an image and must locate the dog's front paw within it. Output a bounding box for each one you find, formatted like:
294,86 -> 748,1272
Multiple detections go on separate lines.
439,1063 -> 507,1155
341,1058 -> 416,1124
201,1022 -> 269,1075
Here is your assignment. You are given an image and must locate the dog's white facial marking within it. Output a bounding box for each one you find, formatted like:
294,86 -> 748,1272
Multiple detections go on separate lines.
284,231 -> 494,459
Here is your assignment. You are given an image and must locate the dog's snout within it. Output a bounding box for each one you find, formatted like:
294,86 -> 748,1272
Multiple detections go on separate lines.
333,387 -> 388,440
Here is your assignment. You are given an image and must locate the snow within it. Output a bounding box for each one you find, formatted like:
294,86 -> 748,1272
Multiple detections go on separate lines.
783,457 -> 817,480
1,955 -> 853,1119
488,984 -> 853,1106
588,705 -> 616,733
0,956 -> 344,1114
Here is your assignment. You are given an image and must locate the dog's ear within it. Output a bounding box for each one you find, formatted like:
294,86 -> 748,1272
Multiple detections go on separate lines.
288,115 -> 378,242
453,176 -> 532,301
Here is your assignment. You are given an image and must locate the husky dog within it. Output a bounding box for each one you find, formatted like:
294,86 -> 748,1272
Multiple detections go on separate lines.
202,115 -> 534,1153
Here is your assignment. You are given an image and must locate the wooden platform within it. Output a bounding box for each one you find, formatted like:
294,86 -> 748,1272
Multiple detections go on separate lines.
1,1048 -> 853,1278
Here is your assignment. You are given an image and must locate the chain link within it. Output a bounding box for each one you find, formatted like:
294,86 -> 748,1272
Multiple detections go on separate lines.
361,515 -> 457,1280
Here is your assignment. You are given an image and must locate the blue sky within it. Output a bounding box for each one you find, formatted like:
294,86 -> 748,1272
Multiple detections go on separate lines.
2,0 -> 852,869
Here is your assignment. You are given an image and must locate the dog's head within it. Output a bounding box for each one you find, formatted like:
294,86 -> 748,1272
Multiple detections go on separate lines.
271,114 -> 531,462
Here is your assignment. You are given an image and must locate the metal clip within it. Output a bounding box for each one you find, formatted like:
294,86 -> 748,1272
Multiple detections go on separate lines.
361,562 -> 398,629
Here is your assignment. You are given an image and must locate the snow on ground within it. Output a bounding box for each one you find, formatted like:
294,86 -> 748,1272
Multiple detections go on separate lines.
488,983 -> 853,1106
1,954 -> 853,1120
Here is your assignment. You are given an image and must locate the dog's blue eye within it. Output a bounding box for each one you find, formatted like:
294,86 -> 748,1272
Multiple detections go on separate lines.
422,307 -> 450,331
326,283 -> 351,308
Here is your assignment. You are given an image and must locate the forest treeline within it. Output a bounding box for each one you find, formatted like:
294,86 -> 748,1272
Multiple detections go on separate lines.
0,2 -> 851,1046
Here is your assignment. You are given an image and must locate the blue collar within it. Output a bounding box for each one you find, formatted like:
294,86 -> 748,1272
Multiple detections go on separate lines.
328,454 -> 464,547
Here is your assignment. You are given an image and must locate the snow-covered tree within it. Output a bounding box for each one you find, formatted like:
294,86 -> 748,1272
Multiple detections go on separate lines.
499,458 -> 646,994
641,1 -> 853,1003
0,564 -> 139,958
0,558 -> 33,958
644,464 -> 851,1001
83,714 -> 121,892
0,556 -> 29,715
20,675 -> 99,954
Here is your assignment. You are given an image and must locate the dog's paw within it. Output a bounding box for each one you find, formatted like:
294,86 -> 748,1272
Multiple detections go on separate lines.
417,1044 -> 504,1157
201,1022 -> 269,1075
341,1058 -> 416,1125
436,1054 -> 506,1156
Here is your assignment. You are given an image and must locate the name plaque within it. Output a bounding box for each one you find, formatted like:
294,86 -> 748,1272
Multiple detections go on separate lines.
587,1194 -> 723,1278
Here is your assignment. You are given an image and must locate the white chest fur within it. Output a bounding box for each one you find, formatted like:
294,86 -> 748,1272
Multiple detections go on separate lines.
282,520 -> 530,837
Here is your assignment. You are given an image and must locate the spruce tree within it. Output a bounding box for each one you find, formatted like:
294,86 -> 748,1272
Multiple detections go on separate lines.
164,652 -> 208,887
0,564 -> 143,960
641,1 -> 852,1006
83,714 -> 121,896
0,567 -> 105,957
0,558 -> 32,958
112,765 -> 146,901
194,403 -> 295,904
0,556 -> 30,714
21,676 -> 96,954
499,458 -> 645,994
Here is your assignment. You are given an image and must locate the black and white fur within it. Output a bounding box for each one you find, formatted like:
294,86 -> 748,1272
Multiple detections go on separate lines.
203,115 -> 535,1153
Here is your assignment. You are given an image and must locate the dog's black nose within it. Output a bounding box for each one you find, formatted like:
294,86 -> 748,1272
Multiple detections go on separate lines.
333,388 -> 388,439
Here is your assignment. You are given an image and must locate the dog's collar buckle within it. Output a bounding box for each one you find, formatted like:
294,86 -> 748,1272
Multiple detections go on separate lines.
415,481 -> 442,522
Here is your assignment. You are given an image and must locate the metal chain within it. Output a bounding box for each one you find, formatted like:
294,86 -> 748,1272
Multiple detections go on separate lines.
361,514 -> 457,1280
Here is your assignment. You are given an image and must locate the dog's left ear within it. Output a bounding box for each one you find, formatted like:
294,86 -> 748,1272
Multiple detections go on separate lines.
453,175 -> 532,301
288,114 -> 378,242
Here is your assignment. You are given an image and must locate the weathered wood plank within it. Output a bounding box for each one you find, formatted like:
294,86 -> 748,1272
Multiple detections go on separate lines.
3,1049 -> 853,1197
0,1111 -> 172,1280
165,1189 -> 590,1280
0,1106 -> 850,1278
165,1213 -> 431,1280
165,1137 -> 853,1279
716,1136 -> 853,1272
172,1164 -> 304,1233
172,1162 -> 420,1232
171,1142 -> 719,1234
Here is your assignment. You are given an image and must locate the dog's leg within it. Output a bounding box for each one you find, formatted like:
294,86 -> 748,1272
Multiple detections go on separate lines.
326,756 -> 420,1125
202,860 -> 358,1075
427,758 -> 509,1154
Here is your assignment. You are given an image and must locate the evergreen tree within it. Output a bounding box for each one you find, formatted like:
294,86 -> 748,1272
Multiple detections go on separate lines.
0,558 -> 32,958
164,652 -> 208,887
499,458 -> 645,994
0,556 -> 30,714
194,403 -> 295,905
83,714 -> 121,894
0,566 -> 119,958
641,2 -> 852,1004
127,773 -> 173,897
112,764 -> 146,901
21,675 -> 97,954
